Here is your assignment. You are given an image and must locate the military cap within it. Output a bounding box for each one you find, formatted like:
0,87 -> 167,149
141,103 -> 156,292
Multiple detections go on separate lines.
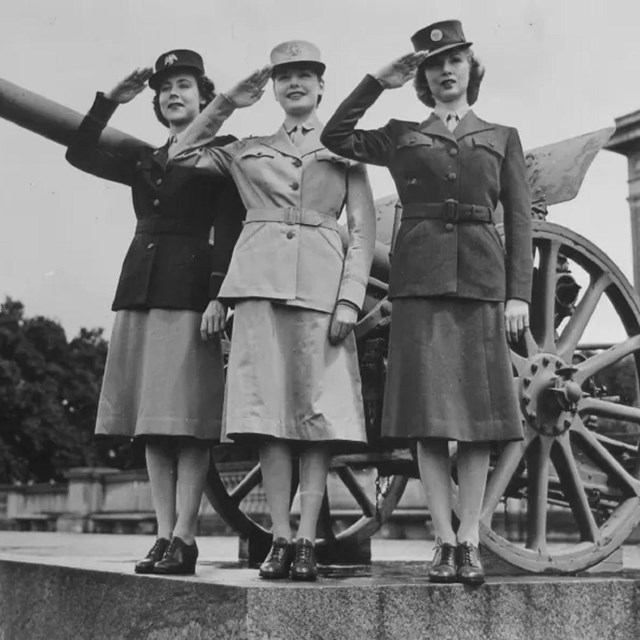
411,20 -> 472,58
149,49 -> 205,90
270,40 -> 326,76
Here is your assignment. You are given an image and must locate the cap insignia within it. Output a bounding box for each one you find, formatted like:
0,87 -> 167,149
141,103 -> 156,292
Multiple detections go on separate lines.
286,43 -> 302,57
164,53 -> 179,66
430,29 -> 443,42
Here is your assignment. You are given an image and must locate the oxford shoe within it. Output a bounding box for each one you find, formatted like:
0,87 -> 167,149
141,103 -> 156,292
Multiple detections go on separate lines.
134,537 -> 170,574
153,536 -> 198,575
428,542 -> 457,583
290,538 -> 318,581
259,537 -> 294,579
457,542 -> 485,585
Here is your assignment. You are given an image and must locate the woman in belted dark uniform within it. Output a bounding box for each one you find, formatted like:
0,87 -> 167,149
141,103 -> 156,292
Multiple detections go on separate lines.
321,20 -> 532,584
169,41 -> 376,581
66,50 -> 244,575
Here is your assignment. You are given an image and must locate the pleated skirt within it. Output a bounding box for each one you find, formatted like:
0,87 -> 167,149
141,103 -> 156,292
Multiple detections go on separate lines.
95,309 -> 224,441
223,300 -> 367,445
381,297 -> 523,443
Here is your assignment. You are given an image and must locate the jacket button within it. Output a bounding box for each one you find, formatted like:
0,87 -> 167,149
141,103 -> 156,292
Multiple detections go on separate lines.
445,223 -> 454,232
449,148 -> 458,157
447,173 -> 457,181
286,230 -> 296,239
153,198 -> 160,206
292,158 -> 302,168
156,178 -> 162,186
147,242 -> 155,249
290,182 -> 300,190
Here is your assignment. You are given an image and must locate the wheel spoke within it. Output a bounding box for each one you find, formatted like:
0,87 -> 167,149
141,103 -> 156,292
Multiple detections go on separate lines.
318,491 -> 336,542
336,467 -> 375,518
579,396 -> 640,425
557,273 -> 611,361
533,239 -> 561,352
550,433 -> 602,543
572,419 -> 640,496
481,438 -> 530,522
526,435 -> 553,552
510,350 -> 527,375
574,335 -> 640,383
228,463 -> 262,504
523,328 -> 540,358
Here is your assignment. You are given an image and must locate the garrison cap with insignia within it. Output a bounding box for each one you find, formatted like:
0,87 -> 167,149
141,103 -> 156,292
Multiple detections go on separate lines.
149,49 -> 206,90
269,40 -> 326,76
411,20 -> 472,58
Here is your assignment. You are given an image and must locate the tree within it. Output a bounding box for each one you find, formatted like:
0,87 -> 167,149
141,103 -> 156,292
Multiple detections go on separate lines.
0,297 -> 107,483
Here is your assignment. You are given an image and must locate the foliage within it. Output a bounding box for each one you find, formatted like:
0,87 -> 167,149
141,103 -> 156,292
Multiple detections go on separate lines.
0,297 -> 108,483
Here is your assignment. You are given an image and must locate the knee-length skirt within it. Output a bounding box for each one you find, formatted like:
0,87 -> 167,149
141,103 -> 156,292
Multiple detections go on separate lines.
223,300 -> 367,445
95,309 -> 224,441
381,297 -> 523,443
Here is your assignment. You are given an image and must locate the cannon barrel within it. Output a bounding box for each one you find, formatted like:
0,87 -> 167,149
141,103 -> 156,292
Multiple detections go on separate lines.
0,76 -> 147,153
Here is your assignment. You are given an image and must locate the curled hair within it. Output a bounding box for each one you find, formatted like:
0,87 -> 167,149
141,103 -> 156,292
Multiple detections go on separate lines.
152,73 -> 216,127
413,47 -> 485,108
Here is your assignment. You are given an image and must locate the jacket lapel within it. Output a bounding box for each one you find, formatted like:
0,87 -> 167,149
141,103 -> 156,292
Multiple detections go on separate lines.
454,110 -> 494,141
418,113 -> 457,143
299,125 -> 325,157
261,125 -> 301,159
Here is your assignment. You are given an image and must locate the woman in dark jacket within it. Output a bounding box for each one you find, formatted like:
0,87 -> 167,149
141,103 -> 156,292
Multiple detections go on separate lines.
321,20 -> 532,584
66,50 -> 244,575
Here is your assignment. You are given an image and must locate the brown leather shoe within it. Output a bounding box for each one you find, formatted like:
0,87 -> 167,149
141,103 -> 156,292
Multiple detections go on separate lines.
134,537 -> 170,574
457,542 -> 485,585
290,538 -> 318,581
428,542 -> 457,583
259,537 -> 294,579
153,536 -> 198,575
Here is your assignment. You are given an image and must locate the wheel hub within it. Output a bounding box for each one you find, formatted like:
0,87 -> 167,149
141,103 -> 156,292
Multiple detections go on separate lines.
519,353 -> 582,437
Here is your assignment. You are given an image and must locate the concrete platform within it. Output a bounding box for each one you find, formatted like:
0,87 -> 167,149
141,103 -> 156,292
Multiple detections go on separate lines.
2,533 -> 640,639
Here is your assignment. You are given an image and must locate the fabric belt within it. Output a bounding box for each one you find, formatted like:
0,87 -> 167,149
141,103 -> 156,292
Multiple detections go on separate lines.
246,207 -> 338,230
135,218 -> 209,237
402,200 -> 493,223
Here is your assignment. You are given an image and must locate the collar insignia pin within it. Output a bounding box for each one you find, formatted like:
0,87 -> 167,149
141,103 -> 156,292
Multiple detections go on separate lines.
430,29 -> 443,42
164,53 -> 179,66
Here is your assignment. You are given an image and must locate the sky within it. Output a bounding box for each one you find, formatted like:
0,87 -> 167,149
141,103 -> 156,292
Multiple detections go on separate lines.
1,0 -> 640,342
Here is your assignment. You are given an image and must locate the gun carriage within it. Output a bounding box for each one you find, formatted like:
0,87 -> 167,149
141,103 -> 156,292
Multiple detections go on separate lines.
2,78 -> 639,574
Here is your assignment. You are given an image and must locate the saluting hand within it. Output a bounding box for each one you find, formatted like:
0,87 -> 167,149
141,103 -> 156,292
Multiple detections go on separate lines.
224,65 -> 273,108
505,298 -> 529,343
329,301 -> 359,345
373,52 -> 431,89
105,67 -> 154,104
201,299 -> 227,340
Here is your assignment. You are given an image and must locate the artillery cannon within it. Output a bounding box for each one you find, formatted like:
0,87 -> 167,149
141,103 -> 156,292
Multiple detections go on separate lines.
3,78 -> 640,574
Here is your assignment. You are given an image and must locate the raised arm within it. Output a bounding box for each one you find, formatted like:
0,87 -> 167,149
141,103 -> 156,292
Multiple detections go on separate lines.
328,162 -> 376,344
321,52 -> 429,166
66,68 -> 153,185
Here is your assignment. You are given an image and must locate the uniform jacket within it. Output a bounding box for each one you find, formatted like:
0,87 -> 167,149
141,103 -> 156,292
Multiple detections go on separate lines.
321,75 -> 533,303
65,92 -> 245,313
169,96 -> 376,314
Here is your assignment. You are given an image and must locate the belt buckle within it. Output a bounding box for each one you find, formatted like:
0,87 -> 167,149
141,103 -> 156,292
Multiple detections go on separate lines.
443,199 -> 458,223
285,207 -> 300,225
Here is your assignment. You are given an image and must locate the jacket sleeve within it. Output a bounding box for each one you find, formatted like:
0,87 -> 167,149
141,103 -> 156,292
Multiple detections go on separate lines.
168,93 -> 238,176
209,180 -> 246,299
65,92 -> 139,186
500,127 -> 533,303
320,75 -> 395,167
337,162 -> 376,310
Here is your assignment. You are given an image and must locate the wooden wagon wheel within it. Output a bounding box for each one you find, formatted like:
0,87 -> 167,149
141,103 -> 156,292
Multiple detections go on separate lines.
479,220 -> 640,573
204,278 -> 410,563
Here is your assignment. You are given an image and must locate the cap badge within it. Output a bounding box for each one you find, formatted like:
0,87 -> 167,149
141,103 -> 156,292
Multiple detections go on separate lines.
286,43 -> 302,57
164,53 -> 179,66
430,29 -> 443,42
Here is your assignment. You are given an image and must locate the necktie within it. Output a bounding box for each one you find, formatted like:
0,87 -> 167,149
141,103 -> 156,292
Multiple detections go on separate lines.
446,113 -> 459,132
290,125 -> 304,148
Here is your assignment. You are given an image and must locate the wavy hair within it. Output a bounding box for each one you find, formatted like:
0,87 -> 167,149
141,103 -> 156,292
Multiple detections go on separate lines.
152,73 -> 216,127
414,47 -> 485,108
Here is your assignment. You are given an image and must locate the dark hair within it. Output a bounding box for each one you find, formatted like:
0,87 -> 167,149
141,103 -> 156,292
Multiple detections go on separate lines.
152,73 -> 216,127
413,47 -> 485,108
271,62 -> 325,106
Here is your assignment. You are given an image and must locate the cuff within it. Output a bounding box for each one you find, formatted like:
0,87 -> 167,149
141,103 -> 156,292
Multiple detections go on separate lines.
208,273 -> 226,299
337,278 -> 367,311
89,92 -> 120,125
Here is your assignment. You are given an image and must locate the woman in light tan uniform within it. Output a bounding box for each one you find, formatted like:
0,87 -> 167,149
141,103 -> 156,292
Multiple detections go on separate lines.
169,41 -> 376,580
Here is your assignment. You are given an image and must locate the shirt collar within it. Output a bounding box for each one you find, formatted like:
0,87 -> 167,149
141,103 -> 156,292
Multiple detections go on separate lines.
433,104 -> 470,124
284,114 -> 321,136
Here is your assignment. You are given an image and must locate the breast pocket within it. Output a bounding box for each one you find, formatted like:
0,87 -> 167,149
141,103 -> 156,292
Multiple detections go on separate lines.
237,147 -> 278,186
